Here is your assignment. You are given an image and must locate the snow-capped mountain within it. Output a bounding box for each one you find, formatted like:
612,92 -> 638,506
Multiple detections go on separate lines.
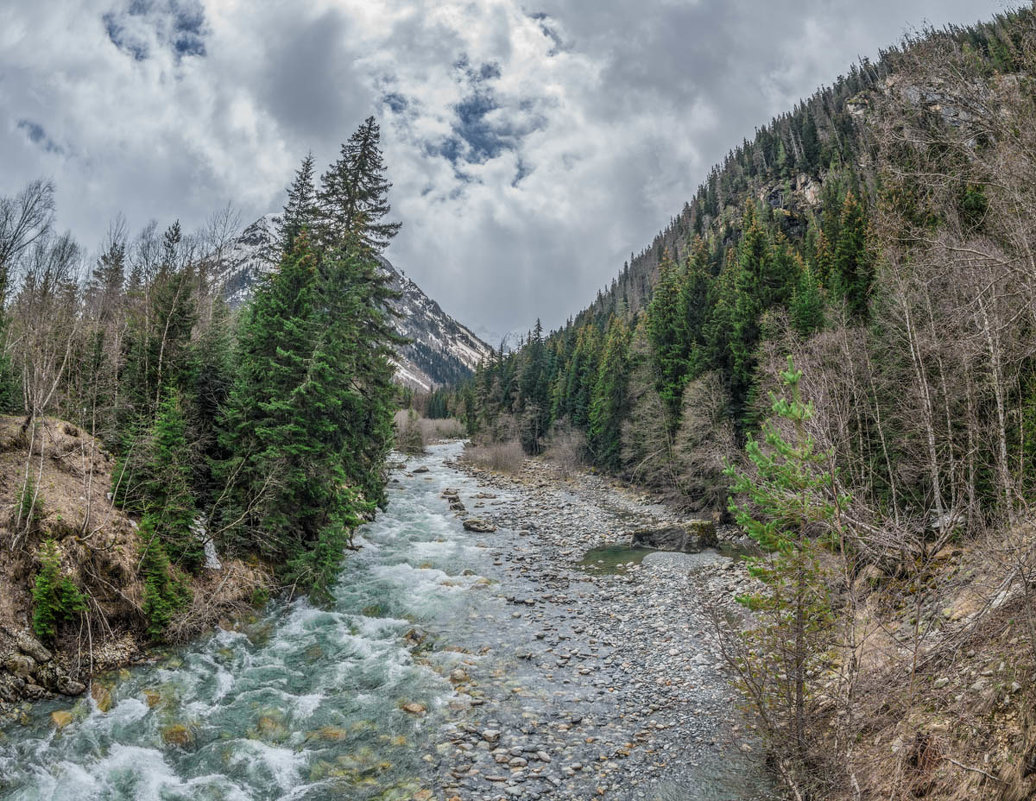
214,214 -> 492,391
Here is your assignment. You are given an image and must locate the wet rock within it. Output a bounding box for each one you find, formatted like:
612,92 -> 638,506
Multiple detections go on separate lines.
463,519 -> 497,533
50,709 -> 74,729
14,631 -> 53,664
4,654 -> 36,678
161,723 -> 196,747
90,682 -> 113,712
413,466 -> 430,474
402,702 -> 428,715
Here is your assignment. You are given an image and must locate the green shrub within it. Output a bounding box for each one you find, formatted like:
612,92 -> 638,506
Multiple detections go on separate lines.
32,539 -> 87,641
139,516 -> 192,640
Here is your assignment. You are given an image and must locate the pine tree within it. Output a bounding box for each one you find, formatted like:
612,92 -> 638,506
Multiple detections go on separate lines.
113,389 -> 201,570
730,204 -> 771,407
831,191 -> 873,319
589,315 -> 631,470
790,259 -> 825,337
139,520 -> 191,640
646,250 -> 689,428
278,153 -> 318,253
219,232 -> 323,556
724,357 -> 842,777
318,117 -> 401,253
518,319 -> 550,453
31,539 -> 86,642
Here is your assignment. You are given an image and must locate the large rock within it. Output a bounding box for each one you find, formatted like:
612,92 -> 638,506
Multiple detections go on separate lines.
631,520 -> 717,553
463,519 -> 497,533
3,653 -> 36,678
14,631 -> 52,663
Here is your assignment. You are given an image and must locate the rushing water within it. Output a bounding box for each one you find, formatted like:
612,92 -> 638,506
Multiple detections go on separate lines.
0,442 -> 771,801
0,443 -> 500,801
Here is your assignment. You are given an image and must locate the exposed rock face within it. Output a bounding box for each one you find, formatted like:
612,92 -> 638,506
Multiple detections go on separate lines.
631,520 -> 717,553
213,215 -> 493,391
0,629 -> 86,706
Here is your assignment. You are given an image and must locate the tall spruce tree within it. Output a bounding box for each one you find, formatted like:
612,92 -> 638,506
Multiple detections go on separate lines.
318,117 -> 401,253
218,233 -> 324,558
646,250 -> 690,429
589,315 -> 631,470
278,153 -> 318,253
831,191 -> 873,319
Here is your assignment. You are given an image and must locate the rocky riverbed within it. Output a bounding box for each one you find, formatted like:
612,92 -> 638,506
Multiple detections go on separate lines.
0,444 -> 774,801
422,454 -> 775,801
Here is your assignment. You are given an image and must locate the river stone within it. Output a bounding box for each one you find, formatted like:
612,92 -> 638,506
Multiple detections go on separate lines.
463,519 -> 497,533
631,520 -> 716,553
50,709 -> 74,729
90,682 -> 114,712
161,723 -> 196,747
402,702 -> 427,715
14,631 -> 52,663
4,654 -> 36,678
56,676 -> 86,696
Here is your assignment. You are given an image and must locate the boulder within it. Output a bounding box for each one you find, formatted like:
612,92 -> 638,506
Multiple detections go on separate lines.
4,653 -> 36,678
463,518 -> 497,533
688,519 -> 718,548
14,631 -> 52,663
631,520 -> 717,553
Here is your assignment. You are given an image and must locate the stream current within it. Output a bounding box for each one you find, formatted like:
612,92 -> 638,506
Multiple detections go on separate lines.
0,442 -> 769,801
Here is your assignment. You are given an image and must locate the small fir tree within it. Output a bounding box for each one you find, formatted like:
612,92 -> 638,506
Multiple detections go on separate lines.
724,357 -> 844,782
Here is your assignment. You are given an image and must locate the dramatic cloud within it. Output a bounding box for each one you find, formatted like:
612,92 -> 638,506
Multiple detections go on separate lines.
0,0 -> 1019,342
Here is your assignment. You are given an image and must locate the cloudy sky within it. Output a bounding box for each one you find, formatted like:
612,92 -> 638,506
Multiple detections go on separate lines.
0,0 -> 1019,342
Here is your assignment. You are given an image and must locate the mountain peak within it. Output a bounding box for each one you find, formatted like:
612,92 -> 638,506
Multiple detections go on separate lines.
214,216 -> 492,391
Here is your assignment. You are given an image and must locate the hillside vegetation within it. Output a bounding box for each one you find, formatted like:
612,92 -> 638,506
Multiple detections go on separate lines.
441,8 -> 1036,799
0,117 -> 406,704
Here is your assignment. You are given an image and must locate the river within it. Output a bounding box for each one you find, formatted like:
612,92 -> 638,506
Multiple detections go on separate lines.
0,442 -> 773,801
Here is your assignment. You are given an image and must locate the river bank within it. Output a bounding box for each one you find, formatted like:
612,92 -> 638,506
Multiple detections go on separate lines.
0,441 -> 773,800
433,450 -> 773,800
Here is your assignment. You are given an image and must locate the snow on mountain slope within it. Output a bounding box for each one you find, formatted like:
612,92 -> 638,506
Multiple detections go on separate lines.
213,215 -> 492,391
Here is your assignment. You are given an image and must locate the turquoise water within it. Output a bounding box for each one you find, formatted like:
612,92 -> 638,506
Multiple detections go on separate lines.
0,443 -> 488,801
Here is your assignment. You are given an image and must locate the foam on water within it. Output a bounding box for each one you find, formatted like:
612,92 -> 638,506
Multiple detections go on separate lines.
0,443 -> 488,800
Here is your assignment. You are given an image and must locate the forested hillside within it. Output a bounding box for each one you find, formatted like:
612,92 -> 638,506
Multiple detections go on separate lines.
453,7 -> 1036,527
442,7 -> 1036,798
0,117 -> 403,658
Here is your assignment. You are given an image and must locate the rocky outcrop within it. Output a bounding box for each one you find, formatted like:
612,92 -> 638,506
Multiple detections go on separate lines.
0,629 -> 85,705
631,520 -> 717,553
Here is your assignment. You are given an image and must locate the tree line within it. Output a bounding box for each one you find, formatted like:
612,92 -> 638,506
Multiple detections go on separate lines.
4,116 -> 403,638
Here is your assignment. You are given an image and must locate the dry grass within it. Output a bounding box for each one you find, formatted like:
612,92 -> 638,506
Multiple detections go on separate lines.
418,417 -> 466,441
459,440 -> 525,473
542,425 -> 588,478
